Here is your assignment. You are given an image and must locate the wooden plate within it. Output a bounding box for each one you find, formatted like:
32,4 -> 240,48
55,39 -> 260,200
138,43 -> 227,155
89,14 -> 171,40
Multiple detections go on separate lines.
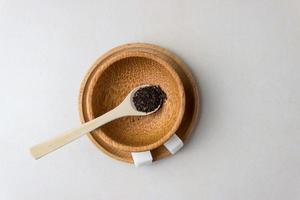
79,43 -> 200,163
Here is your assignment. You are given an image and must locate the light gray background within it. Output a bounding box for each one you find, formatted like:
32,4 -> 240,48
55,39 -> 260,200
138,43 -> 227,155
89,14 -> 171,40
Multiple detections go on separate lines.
0,0 -> 299,199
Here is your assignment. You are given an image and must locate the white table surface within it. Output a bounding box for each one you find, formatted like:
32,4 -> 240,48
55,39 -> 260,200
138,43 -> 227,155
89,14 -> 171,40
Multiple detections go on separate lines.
0,0 -> 299,199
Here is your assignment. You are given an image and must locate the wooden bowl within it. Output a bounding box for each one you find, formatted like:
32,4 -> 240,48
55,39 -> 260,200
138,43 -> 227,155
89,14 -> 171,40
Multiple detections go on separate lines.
80,46 -> 185,152
79,43 -> 200,163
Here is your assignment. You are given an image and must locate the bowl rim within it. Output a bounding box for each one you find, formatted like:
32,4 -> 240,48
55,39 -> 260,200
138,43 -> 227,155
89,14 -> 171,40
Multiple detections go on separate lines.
81,49 -> 186,152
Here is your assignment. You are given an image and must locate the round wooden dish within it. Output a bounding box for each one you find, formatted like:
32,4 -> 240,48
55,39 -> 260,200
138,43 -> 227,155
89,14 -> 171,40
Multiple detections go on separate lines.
79,43 -> 200,163
80,45 -> 185,152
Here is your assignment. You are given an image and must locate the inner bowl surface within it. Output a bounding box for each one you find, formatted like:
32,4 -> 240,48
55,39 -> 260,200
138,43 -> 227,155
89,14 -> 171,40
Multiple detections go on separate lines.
85,52 -> 185,152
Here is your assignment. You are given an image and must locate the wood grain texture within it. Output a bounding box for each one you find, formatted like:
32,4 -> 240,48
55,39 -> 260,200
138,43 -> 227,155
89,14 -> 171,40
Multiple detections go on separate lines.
79,43 -> 200,163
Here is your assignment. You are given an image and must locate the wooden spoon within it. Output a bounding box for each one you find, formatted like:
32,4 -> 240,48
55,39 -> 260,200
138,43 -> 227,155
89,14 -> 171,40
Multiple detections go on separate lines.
30,85 -> 160,159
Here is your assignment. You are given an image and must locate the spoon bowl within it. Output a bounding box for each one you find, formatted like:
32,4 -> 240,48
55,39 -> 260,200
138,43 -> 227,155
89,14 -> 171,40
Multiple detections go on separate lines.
121,84 -> 161,116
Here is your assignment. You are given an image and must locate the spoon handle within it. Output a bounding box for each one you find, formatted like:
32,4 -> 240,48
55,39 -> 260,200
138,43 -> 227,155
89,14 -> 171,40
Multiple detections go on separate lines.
30,107 -> 125,159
